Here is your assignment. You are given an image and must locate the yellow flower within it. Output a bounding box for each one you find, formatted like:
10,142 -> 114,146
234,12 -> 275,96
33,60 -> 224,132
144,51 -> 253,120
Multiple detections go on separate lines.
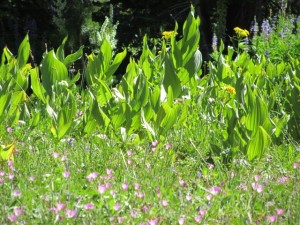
162,31 -> 178,39
234,27 -> 249,37
224,86 -> 236,95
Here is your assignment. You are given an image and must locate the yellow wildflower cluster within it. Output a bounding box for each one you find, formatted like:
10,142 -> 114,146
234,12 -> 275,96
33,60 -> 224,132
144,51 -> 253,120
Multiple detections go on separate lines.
224,86 -> 236,95
162,31 -> 178,39
233,27 -> 249,37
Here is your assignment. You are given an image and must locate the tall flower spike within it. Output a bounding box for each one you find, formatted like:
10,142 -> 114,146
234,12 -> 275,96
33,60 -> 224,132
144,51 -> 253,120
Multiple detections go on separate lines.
212,34 -> 218,51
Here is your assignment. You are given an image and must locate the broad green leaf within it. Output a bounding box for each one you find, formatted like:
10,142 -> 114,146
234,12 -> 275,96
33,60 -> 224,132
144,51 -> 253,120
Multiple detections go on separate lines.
56,36 -> 68,61
92,101 -> 111,129
100,39 -> 112,73
163,54 -> 182,98
245,97 -> 268,132
274,114 -> 290,138
247,126 -> 271,160
156,102 -> 179,135
56,91 -> 77,139
141,108 -> 156,139
17,34 -> 30,69
8,91 -> 26,117
30,68 -> 46,103
41,50 -> 68,95
106,48 -> 127,78
63,46 -> 84,68
0,143 -> 15,161
0,92 -> 11,117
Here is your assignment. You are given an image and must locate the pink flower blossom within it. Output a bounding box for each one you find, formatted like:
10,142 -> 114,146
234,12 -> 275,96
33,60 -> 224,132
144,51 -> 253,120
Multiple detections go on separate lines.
65,209 -> 77,219
254,174 -> 260,181
151,140 -> 158,147
7,126 -> 13,133
14,206 -> 24,216
208,163 -> 214,169
161,199 -> 168,207
134,183 -> 141,190
199,209 -> 207,216
122,182 -> 129,190
148,218 -> 159,225
279,176 -> 288,184
210,186 -> 221,195
276,208 -> 284,215
61,155 -> 67,161
8,213 -> 17,222
110,190 -> 117,197
141,205 -> 149,213
53,152 -> 60,158
251,182 -> 264,193
179,179 -> 187,187
106,169 -> 113,176
117,216 -> 124,223
13,190 -> 22,197
56,202 -> 66,212
86,172 -> 98,182
114,203 -> 121,211
131,209 -> 137,218
186,194 -> 192,201
127,150 -> 133,156
165,143 -> 172,149
8,173 -> 14,180
178,217 -> 185,225
292,162 -> 299,169
206,194 -> 213,201
83,203 -> 94,210
135,191 -> 145,199
267,214 -> 277,223
98,184 -> 107,194
28,176 -> 36,182
62,171 -> 70,178
194,214 -> 202,223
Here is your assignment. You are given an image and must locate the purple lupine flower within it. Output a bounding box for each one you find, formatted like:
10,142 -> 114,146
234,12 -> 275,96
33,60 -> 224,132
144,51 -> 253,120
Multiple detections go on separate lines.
261,19 -> 272,39
212,34 -> 218,51
250,20 -> 259,36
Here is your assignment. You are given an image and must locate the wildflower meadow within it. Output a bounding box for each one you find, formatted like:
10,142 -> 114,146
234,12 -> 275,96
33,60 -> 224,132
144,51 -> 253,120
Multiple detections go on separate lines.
1,6 -> 300,225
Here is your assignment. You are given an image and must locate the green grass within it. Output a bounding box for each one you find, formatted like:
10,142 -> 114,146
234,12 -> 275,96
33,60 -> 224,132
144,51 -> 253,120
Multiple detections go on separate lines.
1,113 -> 299,224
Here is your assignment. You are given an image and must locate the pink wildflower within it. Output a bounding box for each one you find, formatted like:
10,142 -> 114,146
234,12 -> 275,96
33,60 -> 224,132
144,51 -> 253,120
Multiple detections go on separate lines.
114,203 -> 121,211
62,171 -> 70,179
83,203 -> 94,210
267,214 -> 277,223
178,217 -> 185,225
276,208 -> 284,215
8,213 -> 17,222
13,190 -> 22,197
86,172 -> 98,182
279,176 -> 288,184
251,182 -> 264,193
122,182 -> 129,190
148,218 -> 159,225
161,199 -> 168,207
194,214 -> 202,223
186,194 -> 192,201
98,184 -> 107,194
65,209 -> 77,219
210,186 -> 221,195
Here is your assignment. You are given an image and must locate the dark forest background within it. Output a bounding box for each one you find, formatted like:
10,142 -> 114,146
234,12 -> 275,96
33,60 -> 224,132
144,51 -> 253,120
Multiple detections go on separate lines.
1,0 -> 299,64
